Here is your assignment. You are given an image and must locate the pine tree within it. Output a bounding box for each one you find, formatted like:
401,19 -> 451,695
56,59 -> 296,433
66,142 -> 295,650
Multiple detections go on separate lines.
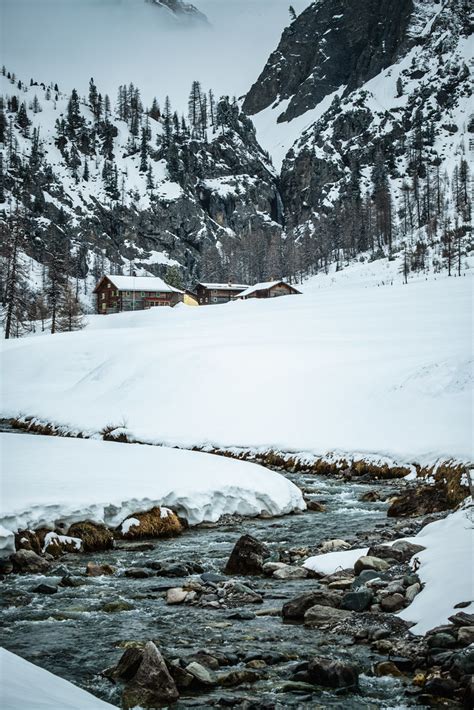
57,282 -> 85,332
289,5 -> 297,21
46,225 -> 69,334
139,128 -> 148,172
162,96 -> 172,148
1,208 -> 29,339
396,77 -> 403,97
146,164 -> 154,191
66,89 -> 83,137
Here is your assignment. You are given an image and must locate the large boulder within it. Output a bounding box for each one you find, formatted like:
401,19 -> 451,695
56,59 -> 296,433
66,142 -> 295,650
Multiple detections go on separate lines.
341,588 -> 373,612
304,604 -> 351,628
307,656 -> 359,689
224,534 -> 270,576
67,522 -> 114,552
86,562 -> 116,576
10,549 -> 51,574
112,642 -> 179,708
282,590 -> 341,620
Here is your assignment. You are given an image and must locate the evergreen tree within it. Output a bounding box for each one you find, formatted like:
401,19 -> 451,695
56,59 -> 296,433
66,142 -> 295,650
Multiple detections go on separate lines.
57,282 -> 85,332
139,127 -> 148,172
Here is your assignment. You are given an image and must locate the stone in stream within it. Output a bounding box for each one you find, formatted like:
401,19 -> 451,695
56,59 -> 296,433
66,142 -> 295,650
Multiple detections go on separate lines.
391,540 -> 425,560
353,556 -> 391,575
185,661 -> 216,686
367,544 -> 404,563
124,568 -> 153,579
448,611 -> 474,627
67,521 -> 114,552
272,565 -> 308,580
114,642 -> 179,707
352,570 -> 384,588
380,593 -> 405,613
218,669 -> 260,687
32,583 -> 58,595
374,661 -> 403,677
304,604 -> 351,628
307,657 -> 359,689
262,562 -> 287,576
224,534 -> 270,576
10,549 -> 51,574
340,588 -> 373,612
458,626 -> 474,646
282,590 -> 342,620
200,572 -> 226,584
102,600 -> 134,613
166,587 -> 188,604
423,677 -> 458,699
405,582 -> 421,602
320,539 -> 351,553
85,562 -> 116,576
306,500 -> 326,512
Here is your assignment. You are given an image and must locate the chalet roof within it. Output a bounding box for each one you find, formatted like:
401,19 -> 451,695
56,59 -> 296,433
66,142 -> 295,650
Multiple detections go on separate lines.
236,280 -> 301,299
94,275 -> 183,294
198,282 -> 250,291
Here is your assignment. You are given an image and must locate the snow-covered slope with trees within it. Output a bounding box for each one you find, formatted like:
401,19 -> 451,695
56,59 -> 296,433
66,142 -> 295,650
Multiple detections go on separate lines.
1,263 -> 471,463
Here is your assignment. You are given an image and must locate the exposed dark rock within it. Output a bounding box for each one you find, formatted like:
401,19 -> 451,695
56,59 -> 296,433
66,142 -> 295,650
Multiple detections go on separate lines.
32,583 -> 58,595
68,522 -> 114,552
124,568 -> 154,579
224,534 -> 270,576
307,656 -> 359,689
85,562 -> 116,576
304,604 -> 351,628
341,588 -> 373,612
353,556 -> 391,575
218,669 -> 260,687
10,549 -> 51,574
282,590 -> 342,620
380,593 -> 406,613
102,600 -> 135,613
424,676 -> 458,699
112,642 -> 180,708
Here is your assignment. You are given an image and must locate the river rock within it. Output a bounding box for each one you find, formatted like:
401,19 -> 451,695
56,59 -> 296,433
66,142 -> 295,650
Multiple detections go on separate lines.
59,575 -> 83,588
307,657 -> 359,689
341,588 -> 373,612
282,590 -> 341,620
458,626 -> 474,646
102,600 -> 134,613
352,570 -> 384,588
424,676 -> 458,699
32,583 -> 58,595
272,565 -> 308,580
367,544 -> 404,563
119,507 -> 183,540
0,558 -> 14,575
354,556 -> 391,575
262,562 -> 287,575
304,604 -> 351,628
448,611 -> 474,626
320,539 -> 351,553
218,669 -> 259,687
306,500 -> 326,512
124,568 -> 153,579
119,642 -> 179,707
427,632 -> 457,649
390,540 -> 425,560
375,661 -> 403,677
10,549 -> 51,574
200,572 -> 226,584
167,587 -> 188,605
360,490 -> 381,502
185,661 -> 216,686
380,593 -> 405,613
224,534 -> 270,576
85,562 -> 115,576
405,582 -> 421,602
68,522 -> 114,552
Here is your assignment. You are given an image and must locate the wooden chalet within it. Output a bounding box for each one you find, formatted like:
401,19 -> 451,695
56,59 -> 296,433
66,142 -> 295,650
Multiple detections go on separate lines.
196,282 -> 249,305
235,280 -> 301,300
93,275 -> 184,314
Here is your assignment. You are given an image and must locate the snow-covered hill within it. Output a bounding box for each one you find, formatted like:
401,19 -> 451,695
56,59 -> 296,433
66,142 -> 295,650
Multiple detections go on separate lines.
1,263 -> 472,463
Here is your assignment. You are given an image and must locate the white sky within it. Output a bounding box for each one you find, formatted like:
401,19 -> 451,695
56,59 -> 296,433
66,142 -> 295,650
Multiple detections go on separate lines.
0,0 -> 310,112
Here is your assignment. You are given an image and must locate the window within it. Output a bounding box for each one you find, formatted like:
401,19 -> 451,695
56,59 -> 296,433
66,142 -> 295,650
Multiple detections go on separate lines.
107,283 -> 111,288
101,293 -> 105,300
141,292 -> 145,297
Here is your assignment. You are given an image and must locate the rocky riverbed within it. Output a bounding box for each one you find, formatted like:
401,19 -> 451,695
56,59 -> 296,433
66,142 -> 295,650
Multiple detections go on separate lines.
0,440 -> 472,709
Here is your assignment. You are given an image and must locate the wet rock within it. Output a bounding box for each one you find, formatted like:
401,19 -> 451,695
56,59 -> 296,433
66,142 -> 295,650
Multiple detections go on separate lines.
354,556 -> 391,575
262,562 -> 287,576
200,572 -> 226,584
304,604 -> 351,628
374,661 -> 403,677
59,575 -> 83,588
450,648 -> 474,677
124,568 -> 153,579
246,659 -> 266,669
457,626 -> 474,646
156,563 -> 191,577
221,580 -> 263,605
166,587 -> 188,605
185,661 -> 216,686
0,558 -> 14,575
328,579 -> 353,591
320,539 -> 351,553
118,507 -> 183,540
390,540 -> 425,560
272,565 -> 308,580
307,656 -> 359,689
10,549 -> 51,574
224,534 -> 270,576
227,610 -> 256,620
102,600 -> 134,613
405,582 -> 421,602
427,632 -> 457,649
453,600 -> 472,609
218,669 -> 259,687
117,642 -> 179,708
448,611 -> 474,627
341,588 -> 373,612
424,676 -> 458,699
282,590 -> 341,620
167,662 -> 194,690
360,490 -> 381,502
85,562 -> 115,576
380,593 -> 405,613
277,680 -> 315,693
68,522 -> 114,552
352,570 -> 384,588
387,485 -> 453,518
32,583 -> 58,595
306,500 -> 326,512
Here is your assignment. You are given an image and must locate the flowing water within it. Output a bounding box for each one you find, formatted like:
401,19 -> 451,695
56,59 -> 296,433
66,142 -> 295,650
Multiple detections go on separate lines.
0,431 -> 420,708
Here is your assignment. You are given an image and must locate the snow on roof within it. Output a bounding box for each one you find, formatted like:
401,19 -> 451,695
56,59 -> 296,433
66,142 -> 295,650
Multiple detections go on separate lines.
236,280 -> 300,298
198,283 -> 250,291
98,275 -> 183,293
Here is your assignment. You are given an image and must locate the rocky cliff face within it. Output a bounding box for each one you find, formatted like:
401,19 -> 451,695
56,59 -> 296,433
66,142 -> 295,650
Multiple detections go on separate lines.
243,0 -> 414,122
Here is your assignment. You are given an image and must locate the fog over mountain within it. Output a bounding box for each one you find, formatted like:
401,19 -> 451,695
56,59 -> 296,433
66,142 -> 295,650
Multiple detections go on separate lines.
0,0 -> 309,110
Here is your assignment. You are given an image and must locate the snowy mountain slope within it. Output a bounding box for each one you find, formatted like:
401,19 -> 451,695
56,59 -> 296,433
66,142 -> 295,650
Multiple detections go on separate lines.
245,0 -> 473,267
1,266 -> 472,463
